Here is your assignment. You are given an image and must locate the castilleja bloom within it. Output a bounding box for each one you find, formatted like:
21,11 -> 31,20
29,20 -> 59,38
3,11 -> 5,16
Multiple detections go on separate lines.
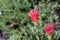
44,23 -> 55,36
28,8 -> 39,23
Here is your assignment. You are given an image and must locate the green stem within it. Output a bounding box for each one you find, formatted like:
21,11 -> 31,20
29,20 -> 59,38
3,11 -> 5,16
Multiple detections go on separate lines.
33,22 -> 39,40
41,35 -> 43,40
48,36 -> 52,40
36,35 -> 39,40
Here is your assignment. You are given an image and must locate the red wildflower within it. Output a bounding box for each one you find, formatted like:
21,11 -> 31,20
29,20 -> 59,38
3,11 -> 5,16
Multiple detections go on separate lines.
44,23 -> 55,36
28,8 -> 39,23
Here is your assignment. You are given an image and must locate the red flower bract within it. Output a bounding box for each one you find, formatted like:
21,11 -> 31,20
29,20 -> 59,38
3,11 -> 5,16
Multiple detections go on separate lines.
28,8 -> 39,23
44,23 -> 55,36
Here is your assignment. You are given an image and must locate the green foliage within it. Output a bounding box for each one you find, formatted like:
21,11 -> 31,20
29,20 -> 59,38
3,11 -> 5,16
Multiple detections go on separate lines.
0,0 -> 60,40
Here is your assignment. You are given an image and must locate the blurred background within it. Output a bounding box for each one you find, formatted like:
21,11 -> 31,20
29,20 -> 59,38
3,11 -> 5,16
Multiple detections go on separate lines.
0,0 -> 60,40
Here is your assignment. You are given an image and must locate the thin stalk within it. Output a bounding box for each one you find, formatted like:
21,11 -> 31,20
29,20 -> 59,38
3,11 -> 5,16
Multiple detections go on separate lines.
33,22 -> 39,40
48,36 -> 52,40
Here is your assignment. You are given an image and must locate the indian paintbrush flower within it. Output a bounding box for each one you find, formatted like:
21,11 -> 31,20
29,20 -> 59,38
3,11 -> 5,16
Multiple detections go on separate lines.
44,23 -> 55,36
44,23 -> 55,40
28,8 -> 39,40
28,8 -> 39,24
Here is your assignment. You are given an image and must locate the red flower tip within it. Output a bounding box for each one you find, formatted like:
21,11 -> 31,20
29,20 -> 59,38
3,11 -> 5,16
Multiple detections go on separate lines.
28,8 -> 39,23
44,23 -> 55,36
